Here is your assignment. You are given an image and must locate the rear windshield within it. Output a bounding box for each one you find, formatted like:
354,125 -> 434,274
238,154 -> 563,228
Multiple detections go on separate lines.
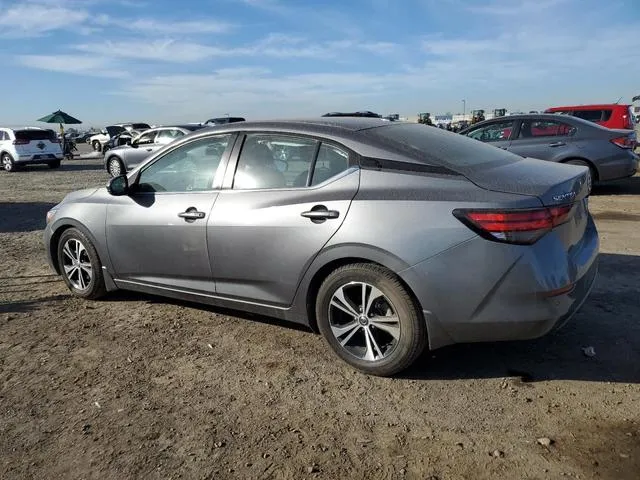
15,129 -> 55,141
130,123 -> 151,130
365,123 -> 520,170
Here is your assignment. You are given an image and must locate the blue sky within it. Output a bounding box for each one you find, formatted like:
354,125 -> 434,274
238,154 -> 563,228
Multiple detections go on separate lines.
1,0 -> 639,127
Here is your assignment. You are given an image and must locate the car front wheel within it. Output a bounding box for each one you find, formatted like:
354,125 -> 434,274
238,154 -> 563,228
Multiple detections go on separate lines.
107,157 -> 124,177
57,228 -> 107,300
92,141 -> 101,151
316,263 -> 426,376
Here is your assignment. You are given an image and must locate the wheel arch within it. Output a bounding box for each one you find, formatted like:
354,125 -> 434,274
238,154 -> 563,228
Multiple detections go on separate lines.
49,219 -> 107,274
292,245 -> 424,333
560,157 -> 599,181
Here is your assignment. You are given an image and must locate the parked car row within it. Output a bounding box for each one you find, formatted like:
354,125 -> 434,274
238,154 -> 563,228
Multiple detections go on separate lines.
459,113 -> 637,183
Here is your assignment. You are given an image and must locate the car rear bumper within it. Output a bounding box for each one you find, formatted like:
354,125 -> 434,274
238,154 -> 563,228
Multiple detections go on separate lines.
17,154 -> 63,164
399,215 -> 600,350
596,150 -> 637,181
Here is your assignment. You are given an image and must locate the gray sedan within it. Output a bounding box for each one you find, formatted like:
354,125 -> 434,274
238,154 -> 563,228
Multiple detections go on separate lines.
104,124 -> 206,176
44,118 -> 598,376
460,114 -> 637,182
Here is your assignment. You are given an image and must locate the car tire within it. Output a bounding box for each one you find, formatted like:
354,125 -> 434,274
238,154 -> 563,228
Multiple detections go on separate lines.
107,157 -> 124,177
2,153 -> 16,172
48,160 -> 61,169
92,140 -> 101,152
565,159 -> 596,184
316,263 -> 426,376
57,228 -> 107,300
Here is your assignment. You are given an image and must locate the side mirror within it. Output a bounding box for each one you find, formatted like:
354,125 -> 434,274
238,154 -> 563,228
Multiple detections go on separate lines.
107,175 -> 129,196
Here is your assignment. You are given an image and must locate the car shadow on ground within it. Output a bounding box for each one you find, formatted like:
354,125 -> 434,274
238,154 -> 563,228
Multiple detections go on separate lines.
592,174 -> 640,195
0,294 -> 70,314
59,162 -> 105,172
402,252 -> 640,384
0,202 -> 57,233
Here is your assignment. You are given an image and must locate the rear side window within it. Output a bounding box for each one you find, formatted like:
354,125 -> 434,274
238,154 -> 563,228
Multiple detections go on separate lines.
572,109 -> 612,123
517,120 -> 576,138
366,123 -> 519,168
15,130 -> 55,141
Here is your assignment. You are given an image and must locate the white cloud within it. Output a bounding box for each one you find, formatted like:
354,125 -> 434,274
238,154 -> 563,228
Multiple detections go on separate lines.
16,54 -> 127,78
0,2 -> 88,37
121,18 -> 233,34
71,34 -> 400,64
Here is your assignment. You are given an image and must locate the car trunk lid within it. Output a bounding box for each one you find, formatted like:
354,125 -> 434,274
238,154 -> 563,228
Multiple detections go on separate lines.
462,157 -> 591,206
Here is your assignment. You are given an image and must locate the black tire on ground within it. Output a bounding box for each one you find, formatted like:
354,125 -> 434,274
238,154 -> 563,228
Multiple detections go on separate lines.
2,153 -> 16,172
316,263 -> 427,376
57,228 -> 107,300
565,159 -> 596,184
107,157 -> 124,177
92,140 -> 101,152
48,160 -> 61,169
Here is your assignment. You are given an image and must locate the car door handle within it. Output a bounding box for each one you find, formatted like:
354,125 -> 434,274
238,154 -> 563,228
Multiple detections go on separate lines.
145,148 -> 153,152
549,142 -> 566,147
499,146 -> 508,150
301,207 -> 340,221
178,208 -> 206,221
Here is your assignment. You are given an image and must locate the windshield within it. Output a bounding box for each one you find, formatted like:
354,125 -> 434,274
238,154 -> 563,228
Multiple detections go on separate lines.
131,123 -> 151,130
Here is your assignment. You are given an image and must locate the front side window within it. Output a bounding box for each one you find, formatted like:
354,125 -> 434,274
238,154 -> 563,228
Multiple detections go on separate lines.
136,134 -> 231,193
156,129 -> 184,145
517,120 -> 576,139
233,134 -> 318,189
136,130 -> 158,145
466,121 -> 514,142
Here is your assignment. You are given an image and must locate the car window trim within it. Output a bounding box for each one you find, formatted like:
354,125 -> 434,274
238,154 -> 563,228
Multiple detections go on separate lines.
130,132 -> 239,195
221,131 -> 357,191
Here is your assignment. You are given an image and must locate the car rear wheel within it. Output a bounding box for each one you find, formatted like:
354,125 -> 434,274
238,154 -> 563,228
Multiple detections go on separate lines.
316,263 -> 426,376
57,228 -> 107,300
2,153 -> 16,172
48,160 -> 61,169
92,140 -> 101,152
107,157 -> 124,177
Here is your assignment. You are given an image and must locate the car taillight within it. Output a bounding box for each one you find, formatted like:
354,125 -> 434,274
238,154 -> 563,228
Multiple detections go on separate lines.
622,114 -> 633,130
610,135 -> 634,149
453,205 -> 573,244
12,139 -> 29,145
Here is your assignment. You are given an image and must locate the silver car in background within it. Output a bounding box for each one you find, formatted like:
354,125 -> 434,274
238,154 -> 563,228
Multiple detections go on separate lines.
44,118 -> 598,376
460,113 -> 638,182
104,124 -> 206,177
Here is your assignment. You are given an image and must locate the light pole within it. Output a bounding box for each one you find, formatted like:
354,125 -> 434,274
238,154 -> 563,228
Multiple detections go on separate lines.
462,99 -> 466,118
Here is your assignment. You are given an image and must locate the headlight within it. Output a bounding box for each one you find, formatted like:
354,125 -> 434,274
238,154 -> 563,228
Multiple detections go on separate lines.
46,209 -> 58,224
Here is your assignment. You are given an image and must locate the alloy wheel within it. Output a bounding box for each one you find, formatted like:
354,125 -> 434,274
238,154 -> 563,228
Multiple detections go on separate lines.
2,155 -> 12,171
108,158 -> 122,177
328,282 -> 400,361
61,238 -> 93,290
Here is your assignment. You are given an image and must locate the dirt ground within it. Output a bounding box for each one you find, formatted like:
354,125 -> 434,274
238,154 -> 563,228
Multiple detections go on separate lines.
1,145 -> 639,480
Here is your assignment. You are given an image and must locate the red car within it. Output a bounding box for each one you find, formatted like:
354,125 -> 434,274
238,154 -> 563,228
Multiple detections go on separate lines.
545,104 -> 636,130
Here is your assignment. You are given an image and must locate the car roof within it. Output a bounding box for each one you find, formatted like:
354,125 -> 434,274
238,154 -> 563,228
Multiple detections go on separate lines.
546,104 -> 630,110
154,124 -> 205,130
203,117 -> 392,134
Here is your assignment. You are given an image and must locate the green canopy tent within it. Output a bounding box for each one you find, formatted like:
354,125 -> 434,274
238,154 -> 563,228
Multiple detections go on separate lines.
37,110 -> 82,157
37,109 -> 82,138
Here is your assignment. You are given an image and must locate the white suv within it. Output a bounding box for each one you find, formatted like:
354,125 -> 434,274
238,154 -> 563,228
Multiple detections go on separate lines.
1,127 -> 63,172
